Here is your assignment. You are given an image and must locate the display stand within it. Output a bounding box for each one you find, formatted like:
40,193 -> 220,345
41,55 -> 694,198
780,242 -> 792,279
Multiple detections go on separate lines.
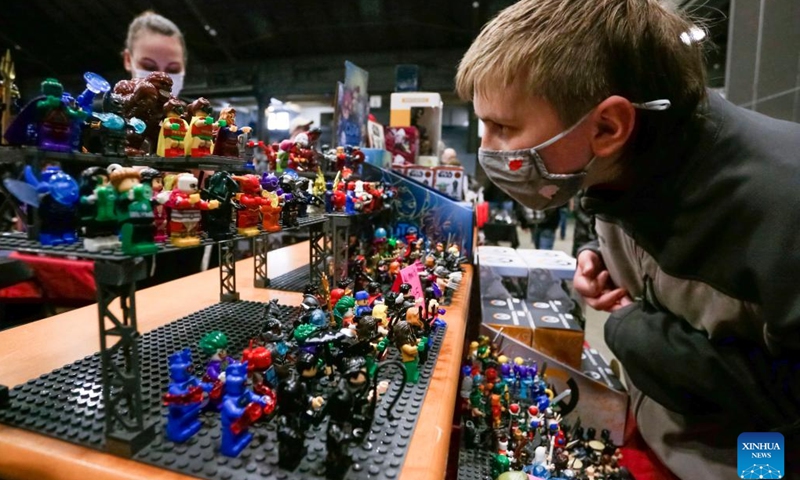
95,258 -> 157,457
251,214 -> 328,290
0,147 -> 332,455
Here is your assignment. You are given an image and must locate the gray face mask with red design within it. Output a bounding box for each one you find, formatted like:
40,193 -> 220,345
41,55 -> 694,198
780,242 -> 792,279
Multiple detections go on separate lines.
478,99 -> 671,210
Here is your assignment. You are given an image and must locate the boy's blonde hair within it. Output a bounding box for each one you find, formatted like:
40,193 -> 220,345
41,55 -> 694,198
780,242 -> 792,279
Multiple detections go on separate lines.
456,0 -> 707,126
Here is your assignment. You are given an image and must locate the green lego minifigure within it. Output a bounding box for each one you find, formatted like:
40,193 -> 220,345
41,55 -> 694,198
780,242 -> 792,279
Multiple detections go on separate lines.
109,165 -> 158,256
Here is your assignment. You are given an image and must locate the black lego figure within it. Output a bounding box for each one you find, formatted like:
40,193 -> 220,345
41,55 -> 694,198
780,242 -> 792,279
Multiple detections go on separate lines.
201,171 -> 241,241
77,166 -> 118,251
325,357 -> 406,479
325,356 -> 374,478
279,174 -> 299,228
276,366 -> 325,470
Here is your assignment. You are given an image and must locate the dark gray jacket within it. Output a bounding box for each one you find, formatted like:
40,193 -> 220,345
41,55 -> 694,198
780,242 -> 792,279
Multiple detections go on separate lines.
582,92 -> 800,479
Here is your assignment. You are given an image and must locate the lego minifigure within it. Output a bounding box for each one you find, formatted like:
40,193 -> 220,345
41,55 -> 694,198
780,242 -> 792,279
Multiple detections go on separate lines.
34,78 -> 87,151
156,98 -> 188,157
109,166 -> 158,256
259,172 -> 283,232
277,369 -> 325,469
212,107 -> 251,158
201,171 -> 240,241
231,174 -> 266,237
20,165 -> 79,245
184,97 -> 215,157
343,315 -> 381,376
163,173 -> 219,247
139,168 -> 167,242
163,348 -> 205,443
333,296 -> 356,329
83,105 -> 145,157
354,290 -> 371,318
324,356 -> 372,479
113,72 -> 173,154
220,361 -> 268,457
198,331 -> 230,384
78,166 -> 119,252
278,174 -> 300,228
391,321 -> 424,383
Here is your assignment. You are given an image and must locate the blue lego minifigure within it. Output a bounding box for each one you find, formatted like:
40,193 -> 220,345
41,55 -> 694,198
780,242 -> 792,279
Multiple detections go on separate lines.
220,361 -> 268,457
345,190 -> 356,214
500,362 -> 516,396
354,290 -> 372,317
163,348 -> 206,443
519,366 -> 533,400
25,165 -> 79,245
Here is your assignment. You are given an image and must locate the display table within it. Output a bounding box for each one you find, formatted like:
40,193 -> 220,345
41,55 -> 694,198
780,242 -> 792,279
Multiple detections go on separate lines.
0,241 -> 472,480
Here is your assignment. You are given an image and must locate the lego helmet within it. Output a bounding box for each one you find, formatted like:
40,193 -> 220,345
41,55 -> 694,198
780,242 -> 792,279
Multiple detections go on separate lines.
308,309 -> 328,327
354,291 -> 369,301
279,173 -> 296,190
224,360 -> 248,388
374,227 -> 387,241
367,282 -> 381,294
176,173 -> 199,193
41,167 -> 79,206
260,172 -> 279,191
301,294 -> 320,311
168,348 -> 193,381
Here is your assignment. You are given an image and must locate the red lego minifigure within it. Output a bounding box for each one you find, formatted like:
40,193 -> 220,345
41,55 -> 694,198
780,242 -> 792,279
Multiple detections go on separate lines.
332,181 -> 347,212
232,174 -> 267,237
164,173 -> 219,247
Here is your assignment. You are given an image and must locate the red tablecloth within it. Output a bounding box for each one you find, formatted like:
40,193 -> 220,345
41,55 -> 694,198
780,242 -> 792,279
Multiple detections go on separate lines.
0,252 -> 96,302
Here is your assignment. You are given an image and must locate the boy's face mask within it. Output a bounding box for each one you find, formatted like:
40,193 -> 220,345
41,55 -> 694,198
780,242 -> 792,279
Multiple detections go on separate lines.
133,69 -> 185,97
478,99 -> 671,210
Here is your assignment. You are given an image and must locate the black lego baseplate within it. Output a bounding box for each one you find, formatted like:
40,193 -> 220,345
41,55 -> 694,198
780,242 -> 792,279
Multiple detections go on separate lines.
0,214 -> 326,262
268,265 -> 312,293
457,447 -> 493,480
0,300 -> 446,480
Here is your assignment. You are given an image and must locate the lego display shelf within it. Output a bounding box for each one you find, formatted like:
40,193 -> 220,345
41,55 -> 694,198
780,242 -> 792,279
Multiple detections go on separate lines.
0,145 -> 253,172
0,214 -> 326,262
0,244 -> 474,480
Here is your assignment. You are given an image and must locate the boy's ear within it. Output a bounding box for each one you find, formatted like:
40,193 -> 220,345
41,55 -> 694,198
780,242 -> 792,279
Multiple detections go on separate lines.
589,96 -> 636,158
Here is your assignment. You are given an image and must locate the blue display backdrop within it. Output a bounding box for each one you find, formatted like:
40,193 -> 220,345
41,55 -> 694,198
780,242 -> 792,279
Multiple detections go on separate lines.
362,163 -> 474,257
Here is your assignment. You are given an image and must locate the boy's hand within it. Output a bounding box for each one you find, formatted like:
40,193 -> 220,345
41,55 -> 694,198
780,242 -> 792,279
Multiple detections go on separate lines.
574,250 -> 631,312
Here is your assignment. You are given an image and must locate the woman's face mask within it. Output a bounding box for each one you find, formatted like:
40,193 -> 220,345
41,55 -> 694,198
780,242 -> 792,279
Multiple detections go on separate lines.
478,99 -> 671,210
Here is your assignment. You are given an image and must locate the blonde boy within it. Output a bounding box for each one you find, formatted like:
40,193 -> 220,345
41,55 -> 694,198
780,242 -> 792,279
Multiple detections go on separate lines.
457,0 -> 800,478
